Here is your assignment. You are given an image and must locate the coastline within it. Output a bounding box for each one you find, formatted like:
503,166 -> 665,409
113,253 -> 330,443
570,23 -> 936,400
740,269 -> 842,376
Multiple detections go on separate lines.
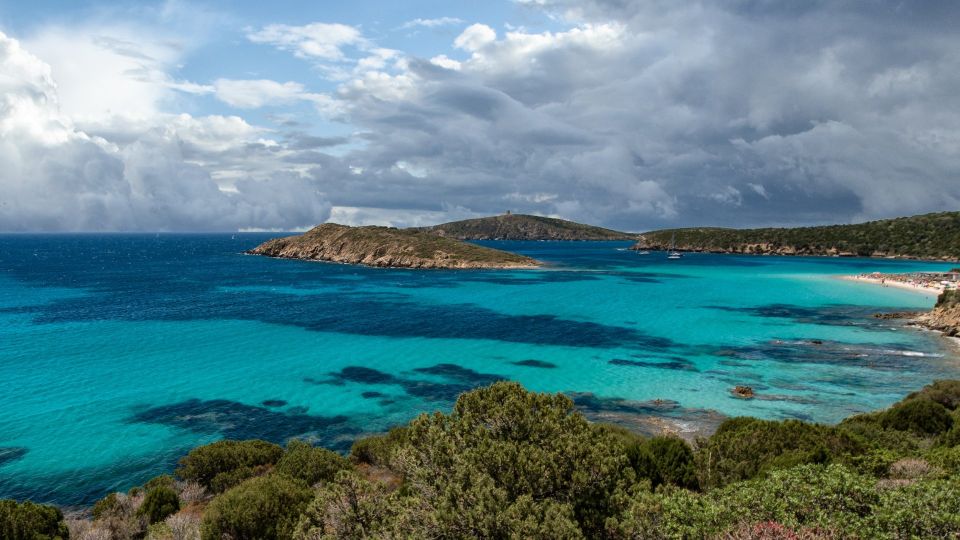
838,274 -> 945,296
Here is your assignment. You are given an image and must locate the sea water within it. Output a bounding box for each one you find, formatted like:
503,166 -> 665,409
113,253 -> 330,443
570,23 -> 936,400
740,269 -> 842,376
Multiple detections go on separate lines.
1,234 -> 958,505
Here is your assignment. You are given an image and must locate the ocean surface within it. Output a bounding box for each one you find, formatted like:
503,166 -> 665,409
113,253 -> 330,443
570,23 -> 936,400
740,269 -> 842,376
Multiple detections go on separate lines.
1,234 -> 958,505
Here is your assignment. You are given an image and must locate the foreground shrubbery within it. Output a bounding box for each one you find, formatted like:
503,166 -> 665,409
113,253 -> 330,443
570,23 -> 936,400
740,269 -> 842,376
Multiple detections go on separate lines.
4,379 -> 960,539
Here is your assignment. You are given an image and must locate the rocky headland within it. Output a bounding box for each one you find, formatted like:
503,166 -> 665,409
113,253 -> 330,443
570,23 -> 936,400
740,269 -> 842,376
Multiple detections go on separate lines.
630,211 -> 960,261
915,290 -> 960,337
420,213 -> 636,241
247,223 -> 539,269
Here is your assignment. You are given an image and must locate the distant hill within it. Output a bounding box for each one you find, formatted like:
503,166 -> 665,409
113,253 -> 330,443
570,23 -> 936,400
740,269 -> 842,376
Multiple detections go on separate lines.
248,223 -> 539,269
421,214 -> 636,241
632,211 -> 960,261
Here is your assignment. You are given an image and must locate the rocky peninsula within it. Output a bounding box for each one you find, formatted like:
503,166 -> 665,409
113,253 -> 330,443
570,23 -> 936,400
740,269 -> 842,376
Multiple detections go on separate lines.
247,223 -> 539,269
420,213 -> 636,241
916,290 -> 960,337
631,211 -> 960,261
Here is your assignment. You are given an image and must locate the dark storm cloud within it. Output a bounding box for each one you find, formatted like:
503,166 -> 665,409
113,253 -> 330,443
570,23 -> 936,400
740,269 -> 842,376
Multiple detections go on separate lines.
309,0 -> 960,229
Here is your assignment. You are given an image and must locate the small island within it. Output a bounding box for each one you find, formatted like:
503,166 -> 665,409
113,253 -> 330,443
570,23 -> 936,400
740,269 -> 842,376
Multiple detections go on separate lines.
247,223 -> 540,269
420,213 -> 636,241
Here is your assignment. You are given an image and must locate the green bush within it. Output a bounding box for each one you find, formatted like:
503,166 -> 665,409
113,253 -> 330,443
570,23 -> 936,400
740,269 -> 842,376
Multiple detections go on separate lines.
627,436 -> 698,490
880,399 -> 953,436
394,381 -> 637,537
905,379 -> 960,410
871,477 -> 960,537
0,499 -> 69,540
139,484 -> 180,524
349,426 -> 409,466
294,470 -> 415,539
275,440 -> 350,486
92,492 -> 122,520
201,474 -> 313,540
177,439 -> 282,492
695,417 -> 863,488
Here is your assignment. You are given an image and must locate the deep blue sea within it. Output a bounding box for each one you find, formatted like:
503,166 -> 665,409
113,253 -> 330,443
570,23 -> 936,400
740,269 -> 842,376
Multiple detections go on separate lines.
1,234 -> 958,505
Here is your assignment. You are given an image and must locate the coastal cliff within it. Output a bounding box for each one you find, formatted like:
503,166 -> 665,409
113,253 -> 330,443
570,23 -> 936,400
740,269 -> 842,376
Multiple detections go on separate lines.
421,214 -> 636,241
917,290 -> 960,336
631,211 -> 960,261
247,223 -> 539,269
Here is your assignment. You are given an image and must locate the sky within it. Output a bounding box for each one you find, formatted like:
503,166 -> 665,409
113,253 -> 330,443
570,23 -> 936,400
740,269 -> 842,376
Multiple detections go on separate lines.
0,0 -> 958,232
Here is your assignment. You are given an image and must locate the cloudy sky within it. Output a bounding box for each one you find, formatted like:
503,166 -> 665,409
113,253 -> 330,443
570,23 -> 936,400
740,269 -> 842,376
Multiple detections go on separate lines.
0,0 -> 958,232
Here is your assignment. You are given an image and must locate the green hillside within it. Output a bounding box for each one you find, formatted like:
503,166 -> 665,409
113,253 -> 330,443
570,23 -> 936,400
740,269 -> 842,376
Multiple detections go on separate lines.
634,211 -> 960,260
421,213 -> 636,241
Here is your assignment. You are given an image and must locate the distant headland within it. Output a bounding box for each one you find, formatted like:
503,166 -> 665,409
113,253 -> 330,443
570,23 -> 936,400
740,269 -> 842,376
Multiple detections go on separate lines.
419,213 -> 636,241
632,211 -> 960,261
247,223 -> 539,269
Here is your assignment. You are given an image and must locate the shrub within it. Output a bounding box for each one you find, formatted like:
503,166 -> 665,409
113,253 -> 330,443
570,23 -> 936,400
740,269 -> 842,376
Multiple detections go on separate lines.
144,475 -> 176,492
176,439 -> 282,492
695,418 -> 862,488
880,399 -> 953,436
627,436 -> 698,490
294,470 -> 415,539
92,492 -> 122,521
200,474 -> 312,540
0,499 -> 69,540
139,484 -> 180,524
394,381 -> 637,537
349,426 -> 409,466
870,477 -> 960,538
904,379 -> 960,410
275,440 -> 350,486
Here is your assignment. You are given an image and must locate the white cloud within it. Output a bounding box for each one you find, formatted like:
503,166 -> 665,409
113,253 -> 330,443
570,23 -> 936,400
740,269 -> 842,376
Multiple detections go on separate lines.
246,22 -> 365,61
401,17 -> 464,30
0,31 -> 331,231
214,79 -> 317,108
453,24 -> 497,52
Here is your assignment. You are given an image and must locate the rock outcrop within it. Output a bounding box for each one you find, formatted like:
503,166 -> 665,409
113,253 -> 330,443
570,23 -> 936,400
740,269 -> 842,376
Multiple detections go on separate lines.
915,290 -> 960,337
247,223 -> 540,269
421,214 -> 636,241
731,386 -> 755,399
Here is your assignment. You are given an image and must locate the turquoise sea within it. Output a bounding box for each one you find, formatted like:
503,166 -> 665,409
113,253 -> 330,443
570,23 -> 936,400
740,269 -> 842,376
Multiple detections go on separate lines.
1,234 -> 958,505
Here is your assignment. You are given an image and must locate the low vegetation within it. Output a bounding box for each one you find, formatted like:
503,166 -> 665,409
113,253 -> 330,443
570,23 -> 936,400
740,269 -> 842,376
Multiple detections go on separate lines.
5,379 -> 960,539
248,223 -> 539,269
420,213 -> 636,241
636,211 -> 960,259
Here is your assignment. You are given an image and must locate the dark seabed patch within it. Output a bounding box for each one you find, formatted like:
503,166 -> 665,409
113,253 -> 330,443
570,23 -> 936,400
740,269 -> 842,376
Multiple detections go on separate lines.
707,339 -> 932,371
129,399 -> 353,449
609,357 -> 699,372
310,364 -> 508,403
261,399 -> 287,407
510,359 -> 558,369
0,447 -> 28,467
361,391 -> 386,399
706,303 -> 913,331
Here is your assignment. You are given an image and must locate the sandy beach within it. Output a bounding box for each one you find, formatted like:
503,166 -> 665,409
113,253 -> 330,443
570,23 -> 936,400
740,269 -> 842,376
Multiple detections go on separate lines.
840,274 -> 946,296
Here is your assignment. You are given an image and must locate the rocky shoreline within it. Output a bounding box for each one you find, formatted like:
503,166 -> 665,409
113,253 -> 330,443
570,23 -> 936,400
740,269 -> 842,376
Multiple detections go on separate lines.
248,223 -> 540,269
913,290 -> 960,337
631,239 -> 959,262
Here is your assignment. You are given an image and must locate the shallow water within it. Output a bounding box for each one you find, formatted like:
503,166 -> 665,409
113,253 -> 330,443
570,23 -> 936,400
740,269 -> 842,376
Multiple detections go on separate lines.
0,234 -> 957,504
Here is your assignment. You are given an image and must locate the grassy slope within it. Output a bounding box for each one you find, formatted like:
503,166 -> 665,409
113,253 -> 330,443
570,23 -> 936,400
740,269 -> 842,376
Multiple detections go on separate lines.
637,211 -> 960,259
422,214 -> 636,240
251,223 -> 537,267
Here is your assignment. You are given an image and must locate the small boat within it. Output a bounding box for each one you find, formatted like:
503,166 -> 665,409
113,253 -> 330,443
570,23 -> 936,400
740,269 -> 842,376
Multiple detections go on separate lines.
667,233 -> 683,259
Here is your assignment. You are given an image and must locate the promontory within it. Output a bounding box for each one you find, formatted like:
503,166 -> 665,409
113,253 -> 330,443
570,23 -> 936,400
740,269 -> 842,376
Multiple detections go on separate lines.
632,211 -> 960,261
420,213 -> 636,241
247,223 -> 539,269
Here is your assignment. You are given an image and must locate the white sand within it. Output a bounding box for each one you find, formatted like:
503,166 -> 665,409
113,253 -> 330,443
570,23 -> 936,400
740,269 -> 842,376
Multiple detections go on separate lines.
839,275 -> 945,296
